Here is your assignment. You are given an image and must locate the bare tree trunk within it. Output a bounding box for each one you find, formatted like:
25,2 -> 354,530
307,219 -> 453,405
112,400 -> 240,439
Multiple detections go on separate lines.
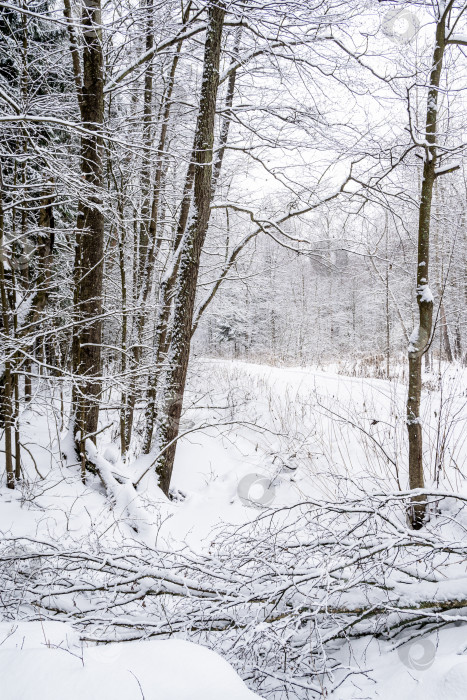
63,0 -> 83,441
72,0 -> 105,463
0,175 -> 14,488
140,158 -> 196,454
142,14 -> 237,454
63,0 -> 83,106
121,4 -> 192,454
385,219 -> 391,379
147,1 -> 226,494
440,301 -> 453,362
407,8 -> 448,529
211,26 -> 242,196
120,0 -> 154,455
0,182 -> 54,427
116,194 -> 129,457
454,317 -> 462,360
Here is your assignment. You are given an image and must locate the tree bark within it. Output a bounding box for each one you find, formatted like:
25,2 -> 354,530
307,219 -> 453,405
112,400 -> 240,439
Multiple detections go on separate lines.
142,15 -> 237,454
148,1 -> 226,494
0,173 -> 14,488
120,8 -> 191,454
407,8 -> 448,529
72,0 -> 105,466
440,301 -> 453,362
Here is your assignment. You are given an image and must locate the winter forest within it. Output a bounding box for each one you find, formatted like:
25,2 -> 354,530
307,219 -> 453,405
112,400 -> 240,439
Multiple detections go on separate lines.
1,0 -> 467,697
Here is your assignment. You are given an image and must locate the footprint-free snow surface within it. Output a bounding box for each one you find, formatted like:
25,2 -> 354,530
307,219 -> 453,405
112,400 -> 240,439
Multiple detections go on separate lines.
1,359 -> 467,698
0,622 -> 259,700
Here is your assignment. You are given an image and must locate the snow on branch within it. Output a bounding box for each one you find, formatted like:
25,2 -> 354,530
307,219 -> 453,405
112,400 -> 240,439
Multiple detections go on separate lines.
2,492 -> 467,693
434,162 -> 461,177
446,33 -> 467,46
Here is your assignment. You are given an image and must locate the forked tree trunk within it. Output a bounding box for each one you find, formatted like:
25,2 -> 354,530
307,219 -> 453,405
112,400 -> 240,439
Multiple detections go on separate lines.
407,10 -> 448,529
148,1 -> 226,494
142,18 -> 238,454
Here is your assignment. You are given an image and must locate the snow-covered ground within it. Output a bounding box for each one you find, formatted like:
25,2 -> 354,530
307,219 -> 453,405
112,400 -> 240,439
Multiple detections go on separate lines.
0,621 -> 258,700
1,359 -> 467,698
